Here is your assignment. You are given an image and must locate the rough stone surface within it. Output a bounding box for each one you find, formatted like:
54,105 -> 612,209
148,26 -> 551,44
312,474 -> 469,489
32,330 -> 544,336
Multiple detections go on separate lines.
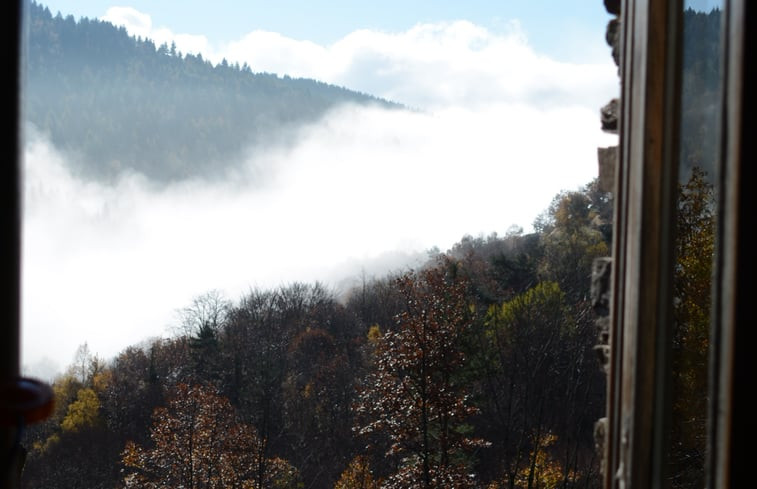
604,0 -> 620,15
593,3 -> 619,476
591,257 -> 613,315
597,146 -> 617,193
601,98 -> 619,133
594,417 -> 609,478
594,344 -> 611,373
595,316 -> 610,345
606,18 -> 621,68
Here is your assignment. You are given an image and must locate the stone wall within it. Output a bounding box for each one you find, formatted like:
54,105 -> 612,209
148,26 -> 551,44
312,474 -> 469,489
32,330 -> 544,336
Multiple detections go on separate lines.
593,0 -> 620,480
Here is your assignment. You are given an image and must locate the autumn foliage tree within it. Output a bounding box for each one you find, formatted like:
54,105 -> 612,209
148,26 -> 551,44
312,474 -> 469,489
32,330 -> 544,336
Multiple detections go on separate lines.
535,188 -> 610,303
354,265 -> 487,488
669,166 -> 715,487
334,455 -> 382,489
20,179 -> 613,489
474,281 -> 602,488
121,383 -> 300,488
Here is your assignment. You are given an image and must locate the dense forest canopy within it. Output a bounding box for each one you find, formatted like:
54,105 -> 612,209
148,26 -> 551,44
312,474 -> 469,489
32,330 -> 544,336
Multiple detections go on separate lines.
19,165 -> 624,488
668,6 -> 723,488
22,0 -> 400,183
19,165 -> 720,489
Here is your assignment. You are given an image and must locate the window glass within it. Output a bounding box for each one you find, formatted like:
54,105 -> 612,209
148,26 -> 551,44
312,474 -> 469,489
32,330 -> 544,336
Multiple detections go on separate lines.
669,1 -> 723,487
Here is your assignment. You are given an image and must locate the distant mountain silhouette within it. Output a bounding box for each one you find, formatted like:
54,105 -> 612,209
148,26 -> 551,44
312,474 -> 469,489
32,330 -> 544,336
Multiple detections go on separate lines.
22,0 -> 402,183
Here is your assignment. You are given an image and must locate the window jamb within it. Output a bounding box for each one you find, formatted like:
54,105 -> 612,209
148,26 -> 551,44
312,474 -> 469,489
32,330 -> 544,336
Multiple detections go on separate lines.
608,1 -> 682,488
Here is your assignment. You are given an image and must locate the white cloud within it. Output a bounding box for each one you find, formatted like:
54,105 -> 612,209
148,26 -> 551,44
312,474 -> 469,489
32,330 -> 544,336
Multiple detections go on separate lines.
100,6 -> 152,37
224,31 -> 328,76
219,19 -> 617,112
101,6 -> 210,55
99,10 -> 617,112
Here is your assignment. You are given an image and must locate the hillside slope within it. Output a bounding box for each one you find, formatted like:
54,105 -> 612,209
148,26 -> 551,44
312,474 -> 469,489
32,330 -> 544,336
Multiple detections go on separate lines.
22,0 -> 401,183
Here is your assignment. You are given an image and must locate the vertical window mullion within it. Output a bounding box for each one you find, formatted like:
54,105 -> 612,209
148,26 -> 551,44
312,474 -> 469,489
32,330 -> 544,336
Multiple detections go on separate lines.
609,1 -> 682,488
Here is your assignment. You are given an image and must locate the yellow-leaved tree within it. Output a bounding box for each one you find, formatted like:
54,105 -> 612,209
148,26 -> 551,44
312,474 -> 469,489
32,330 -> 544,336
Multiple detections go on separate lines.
61,387 -> 101,432
669,166 -> 716,487
334,455 -> 381,489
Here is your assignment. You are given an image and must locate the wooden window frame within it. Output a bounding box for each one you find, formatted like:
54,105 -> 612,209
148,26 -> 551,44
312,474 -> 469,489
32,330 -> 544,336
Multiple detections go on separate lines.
605,1 -> 755,488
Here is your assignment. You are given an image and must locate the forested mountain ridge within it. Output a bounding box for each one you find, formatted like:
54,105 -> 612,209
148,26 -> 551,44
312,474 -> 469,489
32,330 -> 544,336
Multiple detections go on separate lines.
22,0 -> 401,183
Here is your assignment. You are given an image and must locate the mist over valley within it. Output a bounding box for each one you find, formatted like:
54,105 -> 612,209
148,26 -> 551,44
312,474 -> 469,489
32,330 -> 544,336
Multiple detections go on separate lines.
21,1 -> 617,378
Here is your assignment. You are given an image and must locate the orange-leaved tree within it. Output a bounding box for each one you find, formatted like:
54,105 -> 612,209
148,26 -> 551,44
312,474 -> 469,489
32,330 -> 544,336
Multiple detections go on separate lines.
354,265 -> 488,489
121,382 -> 300,488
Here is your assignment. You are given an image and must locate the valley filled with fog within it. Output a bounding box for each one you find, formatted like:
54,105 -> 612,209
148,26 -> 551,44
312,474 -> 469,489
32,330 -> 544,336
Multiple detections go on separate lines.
21,6 -> 617,379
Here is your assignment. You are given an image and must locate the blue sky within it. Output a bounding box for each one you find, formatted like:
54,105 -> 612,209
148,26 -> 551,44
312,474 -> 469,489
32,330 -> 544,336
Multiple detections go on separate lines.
22,1 -> 620,378
686,0 -> 723,12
